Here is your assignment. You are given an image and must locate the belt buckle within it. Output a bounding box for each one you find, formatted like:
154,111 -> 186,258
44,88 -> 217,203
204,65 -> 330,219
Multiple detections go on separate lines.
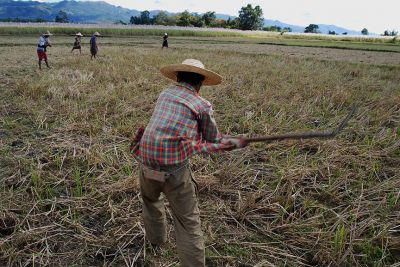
142,165 -> 168,182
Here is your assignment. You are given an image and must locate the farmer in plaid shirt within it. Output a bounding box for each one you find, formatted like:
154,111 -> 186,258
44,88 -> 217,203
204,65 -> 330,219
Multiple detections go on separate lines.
132,59 -> 247,266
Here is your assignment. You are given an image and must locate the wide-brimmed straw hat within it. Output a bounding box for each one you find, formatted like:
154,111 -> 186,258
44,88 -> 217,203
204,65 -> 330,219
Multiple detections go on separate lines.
160,59 -> 222,86
75,32 -> 83,36
93,32 -> 101,36
43,31 -> 53,36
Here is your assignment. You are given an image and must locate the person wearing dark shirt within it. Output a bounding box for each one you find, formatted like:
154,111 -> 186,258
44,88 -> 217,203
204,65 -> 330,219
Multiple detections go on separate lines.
162,33 -> 168,49
90,32 -> 100,59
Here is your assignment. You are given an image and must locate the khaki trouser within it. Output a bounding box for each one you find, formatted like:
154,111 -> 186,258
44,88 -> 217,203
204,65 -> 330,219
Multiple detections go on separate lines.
139,164 -> 205,267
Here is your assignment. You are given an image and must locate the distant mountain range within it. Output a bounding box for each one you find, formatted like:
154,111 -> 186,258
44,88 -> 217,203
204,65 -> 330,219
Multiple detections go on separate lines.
0,0 -> 140,22
0,0 -> 362,34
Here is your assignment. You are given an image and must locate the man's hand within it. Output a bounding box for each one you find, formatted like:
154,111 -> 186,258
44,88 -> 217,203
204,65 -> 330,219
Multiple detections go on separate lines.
221,137 -> 248,150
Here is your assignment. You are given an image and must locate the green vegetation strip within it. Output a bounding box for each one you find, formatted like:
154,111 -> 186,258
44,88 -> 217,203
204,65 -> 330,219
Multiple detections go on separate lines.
0,26 -> 246,37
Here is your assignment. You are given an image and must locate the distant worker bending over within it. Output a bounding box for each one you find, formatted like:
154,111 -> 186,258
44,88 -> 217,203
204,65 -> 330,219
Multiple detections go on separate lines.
90,32 -> 100,59
71,32 -> 83,54
37,31 -> 53,69
131,59 -> 247,266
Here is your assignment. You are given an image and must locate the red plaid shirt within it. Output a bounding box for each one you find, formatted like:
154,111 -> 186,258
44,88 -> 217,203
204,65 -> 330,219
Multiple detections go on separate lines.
135,82 -> 227,167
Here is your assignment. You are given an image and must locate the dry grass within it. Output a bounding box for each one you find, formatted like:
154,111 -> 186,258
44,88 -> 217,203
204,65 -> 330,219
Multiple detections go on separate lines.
0,36 -> 399,266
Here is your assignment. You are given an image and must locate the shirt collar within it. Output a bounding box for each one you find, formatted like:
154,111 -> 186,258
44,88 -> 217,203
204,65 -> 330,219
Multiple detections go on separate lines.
176,82 -> 197,93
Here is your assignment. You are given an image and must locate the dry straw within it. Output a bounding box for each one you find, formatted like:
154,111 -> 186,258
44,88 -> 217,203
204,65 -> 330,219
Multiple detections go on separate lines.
0,34 -> 399,266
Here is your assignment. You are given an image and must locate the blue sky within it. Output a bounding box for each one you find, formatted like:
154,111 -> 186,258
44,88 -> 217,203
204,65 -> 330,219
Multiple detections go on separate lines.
36,0 -> 400,33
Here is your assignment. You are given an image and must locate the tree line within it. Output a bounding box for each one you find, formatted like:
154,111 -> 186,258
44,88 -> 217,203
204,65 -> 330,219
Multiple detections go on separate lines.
129,4 -> 265,31
304,24 -> 398,36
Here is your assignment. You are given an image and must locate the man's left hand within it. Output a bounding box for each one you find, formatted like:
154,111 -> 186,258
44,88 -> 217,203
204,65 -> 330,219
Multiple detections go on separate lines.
221,137 -> 248,149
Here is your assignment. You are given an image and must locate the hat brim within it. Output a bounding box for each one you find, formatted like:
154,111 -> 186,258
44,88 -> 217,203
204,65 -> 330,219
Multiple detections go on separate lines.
76,33 -> 83,36
160,64 -> 222,86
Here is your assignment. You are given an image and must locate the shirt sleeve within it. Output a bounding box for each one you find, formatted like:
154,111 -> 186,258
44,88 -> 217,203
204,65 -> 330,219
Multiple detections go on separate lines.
192,106 -> 229,154
199,107 -> 222,143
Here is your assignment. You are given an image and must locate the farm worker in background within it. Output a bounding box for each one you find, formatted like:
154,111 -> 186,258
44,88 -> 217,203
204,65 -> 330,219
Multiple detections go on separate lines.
162,32 -> 168,49
131,59 -> 247,266
37,31 -> 52,69
90,32 -> 100,59
71,32 -> 83,54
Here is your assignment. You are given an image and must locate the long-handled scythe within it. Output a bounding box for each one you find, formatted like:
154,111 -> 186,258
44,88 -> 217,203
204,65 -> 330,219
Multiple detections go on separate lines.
242,105 -> 357,144
130,105 -> 357,154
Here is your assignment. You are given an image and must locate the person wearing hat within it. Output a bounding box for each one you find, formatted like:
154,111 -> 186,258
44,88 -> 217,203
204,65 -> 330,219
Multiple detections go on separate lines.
162,32 -> 168,49
37,31 -> 53,69
131,59 -> 247,266
90,32 -> 100,59
71,32 -> 83,54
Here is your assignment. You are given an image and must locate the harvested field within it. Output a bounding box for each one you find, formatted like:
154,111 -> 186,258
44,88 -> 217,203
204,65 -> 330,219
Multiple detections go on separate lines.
0,35 -> 399,266
176,42 -> 400,66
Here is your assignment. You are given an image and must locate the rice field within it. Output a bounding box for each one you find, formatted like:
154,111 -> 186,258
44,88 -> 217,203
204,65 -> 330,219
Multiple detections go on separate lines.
0,33 -> 399,266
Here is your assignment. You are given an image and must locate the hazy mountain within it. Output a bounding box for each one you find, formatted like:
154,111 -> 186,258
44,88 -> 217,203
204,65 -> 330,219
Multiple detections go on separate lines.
317,24 -> 361,35
263,19 -> 304,32
263,19 -> 361,35
0,0 -> 140,22
0,0 -> 362,34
